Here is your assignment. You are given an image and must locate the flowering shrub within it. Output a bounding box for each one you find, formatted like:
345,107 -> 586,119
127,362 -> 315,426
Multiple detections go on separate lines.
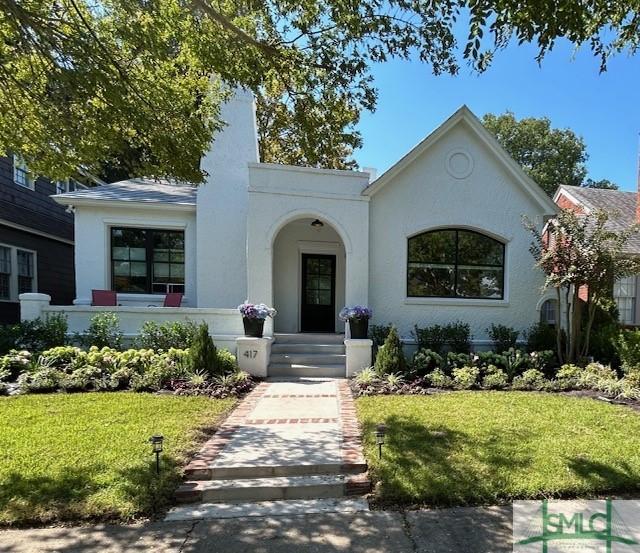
339,305 -> 372,321
238,302 -> 277,320
0,350 -> 33,380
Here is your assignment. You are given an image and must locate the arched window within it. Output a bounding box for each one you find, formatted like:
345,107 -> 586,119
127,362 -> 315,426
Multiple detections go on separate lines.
540,299 -> 558,326
407,229 -> 505,299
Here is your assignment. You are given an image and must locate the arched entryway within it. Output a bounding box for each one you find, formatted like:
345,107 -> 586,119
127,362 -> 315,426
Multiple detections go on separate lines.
272,218 -> 346,333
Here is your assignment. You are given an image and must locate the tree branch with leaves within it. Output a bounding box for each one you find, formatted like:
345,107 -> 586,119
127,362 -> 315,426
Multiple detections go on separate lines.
526,209 -> 640,364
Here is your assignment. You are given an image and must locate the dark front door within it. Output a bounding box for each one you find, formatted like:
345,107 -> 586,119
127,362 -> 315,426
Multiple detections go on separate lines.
301,253 -> 336,332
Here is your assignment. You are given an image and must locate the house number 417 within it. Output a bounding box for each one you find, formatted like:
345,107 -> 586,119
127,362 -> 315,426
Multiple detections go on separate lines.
243,350 -> 258,359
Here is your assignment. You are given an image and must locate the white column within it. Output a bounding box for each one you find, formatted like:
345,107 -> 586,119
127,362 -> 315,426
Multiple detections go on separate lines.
236,336 -> 273,377
19,293 -> 51,321
344,338 -> 373,377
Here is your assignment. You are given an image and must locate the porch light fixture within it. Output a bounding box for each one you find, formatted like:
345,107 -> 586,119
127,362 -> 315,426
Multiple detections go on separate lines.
375,424 -> 387,460
311,219 -> 324,229
149,435 -> 164,475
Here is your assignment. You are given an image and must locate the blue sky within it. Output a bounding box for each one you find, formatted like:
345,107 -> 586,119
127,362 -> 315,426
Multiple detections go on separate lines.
354,41 -> 640,191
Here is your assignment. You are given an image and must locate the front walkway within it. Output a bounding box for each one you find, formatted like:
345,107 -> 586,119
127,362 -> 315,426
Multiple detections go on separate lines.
168,378 -> 369,519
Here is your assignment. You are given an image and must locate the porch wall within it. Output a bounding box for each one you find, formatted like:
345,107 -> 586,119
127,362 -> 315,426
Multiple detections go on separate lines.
20,294 -> 252,352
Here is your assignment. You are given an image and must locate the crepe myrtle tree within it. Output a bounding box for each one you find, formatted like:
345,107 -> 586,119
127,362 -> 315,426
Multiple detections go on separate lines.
1,0 -> 640,182
526,209 -> 640,364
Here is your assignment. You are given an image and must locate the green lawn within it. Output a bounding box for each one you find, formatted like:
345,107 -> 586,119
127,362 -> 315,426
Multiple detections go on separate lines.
357,392 -> 640,507
0,393 -> 235,526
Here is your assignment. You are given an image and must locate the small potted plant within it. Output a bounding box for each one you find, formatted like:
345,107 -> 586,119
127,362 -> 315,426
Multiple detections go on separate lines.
339,305 -> 373,339
238,302 -> 277,338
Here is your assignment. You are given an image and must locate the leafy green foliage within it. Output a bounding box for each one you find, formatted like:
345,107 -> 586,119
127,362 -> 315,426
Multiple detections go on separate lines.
527,208 -> 640,363
373,327 -> 406,376
524,322 -> 560,354
78,313 -> 123,350
411,348 -> 443,376
2,0 -> 638,181
357,392 -> 640,506
452,366 -> 479,390
511,369 -> 547,391
487,324 -> 519,353
481,366 -> 508,390
135,320 -> 198,351
412,322 -> 472,354
615,330 -> 640,374
187,323 -> 219,377
1,315 -> 68,354
0,393 -> 235,525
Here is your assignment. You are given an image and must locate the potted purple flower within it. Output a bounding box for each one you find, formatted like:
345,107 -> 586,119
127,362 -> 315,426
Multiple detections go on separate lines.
238,302 -> 277,338
339,305 -> 373,339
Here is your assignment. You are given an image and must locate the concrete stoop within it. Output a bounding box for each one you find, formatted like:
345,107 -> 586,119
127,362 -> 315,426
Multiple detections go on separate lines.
269,333 -> 347,378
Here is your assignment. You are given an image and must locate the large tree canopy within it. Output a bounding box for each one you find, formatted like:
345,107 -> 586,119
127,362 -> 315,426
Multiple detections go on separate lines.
1,0 -> 638,182
482,112 -> 619,196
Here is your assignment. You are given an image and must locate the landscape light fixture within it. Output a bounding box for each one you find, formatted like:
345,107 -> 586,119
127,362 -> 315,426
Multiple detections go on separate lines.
149,435 -> 164,475
375,424 -> 387,460
311,219 -> 324,229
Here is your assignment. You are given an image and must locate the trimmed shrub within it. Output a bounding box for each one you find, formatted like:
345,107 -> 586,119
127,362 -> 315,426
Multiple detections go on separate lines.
188,323 -> 219,377
374,327 -> 406,375
481,366 -> 509,389
135,320 -> 198,351
18,367 -> 62,393
411,348 -> 443,375
487,324 -> 519,353
524,322 -> 559,354
38,346 -> 86,371
3,314 -> 68,354
452,366 -> 479,390
555,364 -> 583,390
428,368 -> 453,388
79,313 -> 123,350
413,322 -> 472,354
216,349 -> 238,374
512,369 -> 547,391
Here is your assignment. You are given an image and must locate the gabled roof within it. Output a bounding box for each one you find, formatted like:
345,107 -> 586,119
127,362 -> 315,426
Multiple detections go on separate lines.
52,178 -> 197,210
555,185 -> 640,254
361,105 -> 557,214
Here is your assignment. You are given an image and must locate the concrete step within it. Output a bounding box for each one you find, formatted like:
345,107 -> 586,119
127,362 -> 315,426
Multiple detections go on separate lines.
270,353 -> 346,365
268,363 -> 346,378
275,333 -> 345,345
175,474 -> 370,504
187,460 -> 367,480
271,343 -> 345,354
165,497 -> 370,521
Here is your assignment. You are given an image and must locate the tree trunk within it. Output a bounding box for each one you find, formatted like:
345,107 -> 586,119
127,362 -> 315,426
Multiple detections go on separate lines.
569,287 -> 582,363
555,286 -> 564,365
564,286 -> 572,363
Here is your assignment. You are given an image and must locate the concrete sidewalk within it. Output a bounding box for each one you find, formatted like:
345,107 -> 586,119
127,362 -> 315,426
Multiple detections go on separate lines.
0,506 -> 513,552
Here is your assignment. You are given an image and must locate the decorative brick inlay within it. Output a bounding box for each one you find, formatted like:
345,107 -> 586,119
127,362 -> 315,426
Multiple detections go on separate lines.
337,380 -> 367,470
245,417 -> 338,425
183,382 -> 269,478
263,394 -> 336,398
345,472 -> 371,496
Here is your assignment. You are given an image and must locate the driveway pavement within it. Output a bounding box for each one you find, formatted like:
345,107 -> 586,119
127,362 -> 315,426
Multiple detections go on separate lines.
0,506 -> 513,552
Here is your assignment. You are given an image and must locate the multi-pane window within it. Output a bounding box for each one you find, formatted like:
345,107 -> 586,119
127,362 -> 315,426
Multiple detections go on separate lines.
540,299 -> 558,326
614,276 -> 636,325
55,179 -> 79,194
407,229 -> 505,299
17,250 -> 34,294
111,227 -> 185,294
0,245 -> 36,300
0,246 -> 11,300
13,155 -> 32,189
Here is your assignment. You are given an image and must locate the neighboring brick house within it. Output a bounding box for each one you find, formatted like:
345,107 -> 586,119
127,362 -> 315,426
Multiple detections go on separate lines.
553,185 -> 640,326
0,154 -> 77,323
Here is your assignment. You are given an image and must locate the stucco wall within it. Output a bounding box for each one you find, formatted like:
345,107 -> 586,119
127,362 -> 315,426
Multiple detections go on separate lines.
73,205 -> 197,306
272,219 -> 346,333
197,89 -> 258,308
247,164 -> 371,326
369,120 -> 552,343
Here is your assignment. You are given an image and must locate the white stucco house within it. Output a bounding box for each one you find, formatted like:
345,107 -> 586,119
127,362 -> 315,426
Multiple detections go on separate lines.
21,89 -> 557,376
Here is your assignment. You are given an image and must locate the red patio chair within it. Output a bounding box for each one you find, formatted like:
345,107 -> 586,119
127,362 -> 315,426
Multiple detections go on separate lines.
92,289 -> 117,306
163,292 -> 183,307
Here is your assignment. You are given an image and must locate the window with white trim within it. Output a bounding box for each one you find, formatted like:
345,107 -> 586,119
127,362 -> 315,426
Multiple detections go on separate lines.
614,276 -> 636,325
55,178 -> 81,194
13,155 -> 33,189
540,299 -> 558,326
0,244 -> 37,301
